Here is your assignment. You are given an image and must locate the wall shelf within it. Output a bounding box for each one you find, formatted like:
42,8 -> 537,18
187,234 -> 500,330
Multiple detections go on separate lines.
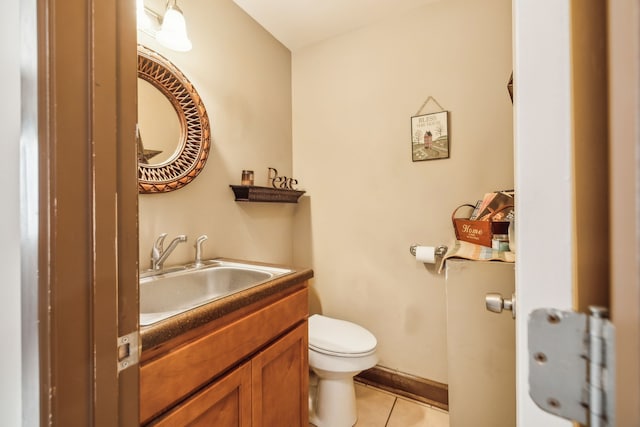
229,185 -> 306,203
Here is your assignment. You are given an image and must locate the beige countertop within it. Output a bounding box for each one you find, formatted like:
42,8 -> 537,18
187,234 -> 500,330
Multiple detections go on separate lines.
139,259 -> 313,353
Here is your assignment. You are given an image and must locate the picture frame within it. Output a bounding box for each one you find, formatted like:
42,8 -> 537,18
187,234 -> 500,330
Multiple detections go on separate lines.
411,110 -> 449,161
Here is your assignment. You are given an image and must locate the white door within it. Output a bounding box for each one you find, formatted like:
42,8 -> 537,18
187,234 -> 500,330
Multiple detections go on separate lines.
0,0 -> 22,424
514,0 -> 574,421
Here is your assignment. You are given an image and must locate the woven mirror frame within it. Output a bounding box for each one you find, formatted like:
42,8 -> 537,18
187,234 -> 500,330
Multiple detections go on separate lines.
137,45 -> 211,193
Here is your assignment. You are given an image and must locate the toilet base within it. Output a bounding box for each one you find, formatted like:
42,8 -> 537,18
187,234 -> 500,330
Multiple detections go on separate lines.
309,375 -> 358,427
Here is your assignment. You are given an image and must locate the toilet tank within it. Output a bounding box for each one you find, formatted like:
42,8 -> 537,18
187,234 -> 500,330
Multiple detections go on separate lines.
445,259 -> 516,427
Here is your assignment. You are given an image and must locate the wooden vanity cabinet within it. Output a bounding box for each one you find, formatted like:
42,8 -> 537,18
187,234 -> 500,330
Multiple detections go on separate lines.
251,322 -> 308,427
141,285 -> 309,426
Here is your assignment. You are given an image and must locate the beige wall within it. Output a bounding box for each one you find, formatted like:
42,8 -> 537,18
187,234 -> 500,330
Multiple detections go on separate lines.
138,0 -> 513,385
292,0 -> 513,383
138,0 -> 295,269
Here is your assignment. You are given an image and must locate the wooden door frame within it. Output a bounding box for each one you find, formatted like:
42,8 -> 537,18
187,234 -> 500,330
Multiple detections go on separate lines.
514,0 -> 640,425
35,0 -> 138,425
608,0 -> 640,423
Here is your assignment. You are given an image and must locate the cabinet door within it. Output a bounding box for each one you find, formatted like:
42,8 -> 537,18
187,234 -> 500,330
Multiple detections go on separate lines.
445,260 -> 515,427
252,322 -> 309,427
151,362 -> 252,427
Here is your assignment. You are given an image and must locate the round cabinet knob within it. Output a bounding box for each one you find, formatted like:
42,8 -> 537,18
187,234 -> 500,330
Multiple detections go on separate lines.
485,293 -> 516,319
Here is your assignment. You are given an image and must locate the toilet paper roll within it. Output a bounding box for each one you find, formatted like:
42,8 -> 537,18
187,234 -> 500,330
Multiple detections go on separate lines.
415,245 -> 436,264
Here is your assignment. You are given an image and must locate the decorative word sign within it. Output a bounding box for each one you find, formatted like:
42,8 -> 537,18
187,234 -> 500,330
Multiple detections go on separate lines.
268,167 -> 298,190
461,224 -> 484,237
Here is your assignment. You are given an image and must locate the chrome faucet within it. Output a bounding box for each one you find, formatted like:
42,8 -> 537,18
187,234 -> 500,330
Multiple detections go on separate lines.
150,233 -> 187,270
194,235 -> 208,267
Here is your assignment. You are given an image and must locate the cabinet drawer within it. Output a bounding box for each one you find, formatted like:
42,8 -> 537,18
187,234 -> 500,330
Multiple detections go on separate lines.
140,287 -> 308,424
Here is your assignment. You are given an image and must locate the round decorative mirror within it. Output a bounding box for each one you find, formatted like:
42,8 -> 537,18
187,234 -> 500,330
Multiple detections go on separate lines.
137,45 -> 211,193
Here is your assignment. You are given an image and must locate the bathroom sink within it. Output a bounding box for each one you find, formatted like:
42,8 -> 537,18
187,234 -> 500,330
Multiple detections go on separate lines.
140,260 -> 292,326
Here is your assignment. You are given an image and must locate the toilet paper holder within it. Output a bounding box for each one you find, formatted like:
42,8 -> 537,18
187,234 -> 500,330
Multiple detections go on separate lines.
409,244 -> 448,258
410,244 -> 448,272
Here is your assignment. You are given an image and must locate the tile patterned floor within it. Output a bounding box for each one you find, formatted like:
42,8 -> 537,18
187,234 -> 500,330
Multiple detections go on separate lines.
309,379 -> 449,427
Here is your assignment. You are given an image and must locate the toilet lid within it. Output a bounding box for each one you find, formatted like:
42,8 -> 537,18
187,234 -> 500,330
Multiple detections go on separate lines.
308,314 -> 377,356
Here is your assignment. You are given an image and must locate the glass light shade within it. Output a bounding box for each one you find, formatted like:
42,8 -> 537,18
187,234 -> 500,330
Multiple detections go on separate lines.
156,4 -> 192,52
136,0 -> 152,31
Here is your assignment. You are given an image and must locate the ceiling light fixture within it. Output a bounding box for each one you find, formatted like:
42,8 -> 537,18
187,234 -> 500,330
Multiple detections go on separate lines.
156,0 -> 193,52
136,0 -> 152,32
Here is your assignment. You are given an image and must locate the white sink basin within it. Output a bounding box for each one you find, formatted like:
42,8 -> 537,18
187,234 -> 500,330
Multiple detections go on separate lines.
140,260 -> 292,326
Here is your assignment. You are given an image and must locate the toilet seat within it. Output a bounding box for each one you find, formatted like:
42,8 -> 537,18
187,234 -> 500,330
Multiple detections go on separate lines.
309,314 -> 377,358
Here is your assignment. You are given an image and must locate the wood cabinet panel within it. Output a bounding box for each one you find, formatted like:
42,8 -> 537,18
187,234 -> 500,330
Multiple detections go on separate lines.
151,362 -> 251,427
140,287 -> 308,423
252,322 -> 309,427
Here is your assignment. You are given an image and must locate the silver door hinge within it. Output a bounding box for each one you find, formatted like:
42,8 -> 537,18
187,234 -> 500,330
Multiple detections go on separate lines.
528,306 -> 615,427
117,331 -> 139,373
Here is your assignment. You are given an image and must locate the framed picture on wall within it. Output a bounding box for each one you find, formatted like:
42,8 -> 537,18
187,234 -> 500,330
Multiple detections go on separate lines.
410,110 -> 449,161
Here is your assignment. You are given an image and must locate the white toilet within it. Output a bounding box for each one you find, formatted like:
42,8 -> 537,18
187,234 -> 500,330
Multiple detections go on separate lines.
308,314 -> 378,427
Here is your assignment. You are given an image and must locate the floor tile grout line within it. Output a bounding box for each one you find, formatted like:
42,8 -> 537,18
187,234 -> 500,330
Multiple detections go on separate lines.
384,397 -> 398,427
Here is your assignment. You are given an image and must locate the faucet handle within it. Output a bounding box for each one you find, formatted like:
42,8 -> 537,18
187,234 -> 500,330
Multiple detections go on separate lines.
153,233 -> 168,251
151,233 -> 168,261
194,235 -> 208,266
